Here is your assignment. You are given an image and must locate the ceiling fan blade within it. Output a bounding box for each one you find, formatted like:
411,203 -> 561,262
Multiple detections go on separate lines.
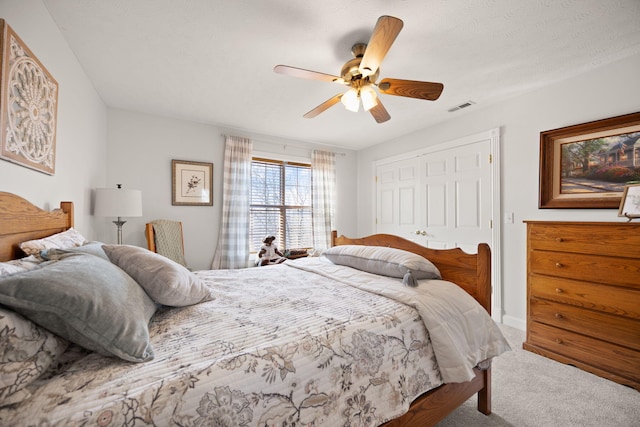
274,65 -> 342,83
378,78 -> 444,101
303,94 -> 343,118
369,99 -> 390,123
359,16 -> 403,77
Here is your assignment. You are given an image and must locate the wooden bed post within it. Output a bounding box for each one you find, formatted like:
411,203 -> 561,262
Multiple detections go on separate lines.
478,367 -> 492,414
476,242 -> 492,316
476,242 -> 492,415
60,201 -> 74,229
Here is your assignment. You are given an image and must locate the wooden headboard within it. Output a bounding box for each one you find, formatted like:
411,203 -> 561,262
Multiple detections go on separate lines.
331,230 -> 492,314
0,192 -> 74,262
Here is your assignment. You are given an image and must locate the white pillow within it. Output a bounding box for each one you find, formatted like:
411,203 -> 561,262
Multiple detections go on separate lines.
19,228 -> 87,256
323,245 -> 441,287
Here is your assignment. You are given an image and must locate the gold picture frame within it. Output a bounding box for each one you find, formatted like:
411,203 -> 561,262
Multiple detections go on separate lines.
0,20 -> 58,175
618,183 -> 640,221
172,159 -> 213,206
539,111 -> 640,209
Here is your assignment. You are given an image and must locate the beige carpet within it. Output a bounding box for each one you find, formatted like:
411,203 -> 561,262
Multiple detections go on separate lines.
436,324 -> 640,427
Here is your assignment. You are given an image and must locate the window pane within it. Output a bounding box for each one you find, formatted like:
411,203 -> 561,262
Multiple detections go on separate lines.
251,161 -> 281,205
249,207 -> 283,252
285,208 -> 313,248
285,164 -> 311,206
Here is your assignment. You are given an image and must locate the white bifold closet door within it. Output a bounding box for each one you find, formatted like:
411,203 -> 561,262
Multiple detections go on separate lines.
376,134 -> 493,255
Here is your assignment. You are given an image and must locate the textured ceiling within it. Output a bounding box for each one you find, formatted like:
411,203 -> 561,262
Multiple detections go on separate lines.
43,0 -> 640,150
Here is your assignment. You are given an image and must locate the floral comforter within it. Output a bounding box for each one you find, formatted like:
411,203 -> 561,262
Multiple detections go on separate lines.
0,258 -> 505,426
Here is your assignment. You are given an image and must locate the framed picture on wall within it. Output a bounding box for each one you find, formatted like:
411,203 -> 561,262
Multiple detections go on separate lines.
538,111 -> 640,209
172,159 -> 213,206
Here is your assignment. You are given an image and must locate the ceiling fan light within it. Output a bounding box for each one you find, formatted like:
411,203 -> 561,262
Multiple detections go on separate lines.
341,88 -> 360,112
360,85 -> 378,111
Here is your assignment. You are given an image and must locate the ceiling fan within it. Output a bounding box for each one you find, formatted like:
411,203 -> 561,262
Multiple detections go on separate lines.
274,15 -> 444,123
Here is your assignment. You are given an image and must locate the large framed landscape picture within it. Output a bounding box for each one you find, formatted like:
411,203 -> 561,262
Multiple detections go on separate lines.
539,111 -> 640,208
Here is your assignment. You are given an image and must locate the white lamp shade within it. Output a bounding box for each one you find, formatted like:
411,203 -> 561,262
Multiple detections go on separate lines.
94,188 -> 143,217
341,88 -> 360,112
360,85 -> 378,111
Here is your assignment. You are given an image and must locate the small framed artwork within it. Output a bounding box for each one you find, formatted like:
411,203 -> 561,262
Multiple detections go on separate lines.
539,111 -> 640,209
172,159 -> 213,206
618,183 -> 640,220
0,19 -> 58,175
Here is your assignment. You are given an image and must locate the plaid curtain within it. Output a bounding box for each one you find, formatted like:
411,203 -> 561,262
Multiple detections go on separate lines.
211,136 -> 253,269
311,150 -> 335,251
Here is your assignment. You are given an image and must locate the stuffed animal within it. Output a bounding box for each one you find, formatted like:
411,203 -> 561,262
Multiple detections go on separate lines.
256,235 -> 286,266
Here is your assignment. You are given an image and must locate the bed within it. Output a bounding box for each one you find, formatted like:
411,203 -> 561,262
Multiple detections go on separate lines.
0,192 -> 509,426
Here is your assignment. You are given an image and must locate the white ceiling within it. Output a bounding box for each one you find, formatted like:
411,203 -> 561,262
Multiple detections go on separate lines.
42,0 -> 640,150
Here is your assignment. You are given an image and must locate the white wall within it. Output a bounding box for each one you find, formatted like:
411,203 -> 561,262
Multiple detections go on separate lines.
0,0 -> 107,238
7,1 -> 636,327
357,53 -> 640,330
105,108 -> 358,270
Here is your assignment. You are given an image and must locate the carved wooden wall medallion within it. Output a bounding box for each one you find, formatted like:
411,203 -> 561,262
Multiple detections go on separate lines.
0,20 -> 58,175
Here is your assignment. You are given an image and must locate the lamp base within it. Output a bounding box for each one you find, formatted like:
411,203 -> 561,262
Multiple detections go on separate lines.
112,217 -> 127,245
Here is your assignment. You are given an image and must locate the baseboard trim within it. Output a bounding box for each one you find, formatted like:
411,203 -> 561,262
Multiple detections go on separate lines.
501,315 -> 525,331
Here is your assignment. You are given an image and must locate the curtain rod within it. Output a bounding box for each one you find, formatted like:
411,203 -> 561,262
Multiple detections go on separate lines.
220,133 -> 346,156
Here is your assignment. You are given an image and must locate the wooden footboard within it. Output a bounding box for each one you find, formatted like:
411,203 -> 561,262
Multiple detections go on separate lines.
383,368 -> 490,426
331,231 -> 493,426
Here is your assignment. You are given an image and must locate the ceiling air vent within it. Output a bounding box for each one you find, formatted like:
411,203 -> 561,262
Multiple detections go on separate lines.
448,101 -> 475,113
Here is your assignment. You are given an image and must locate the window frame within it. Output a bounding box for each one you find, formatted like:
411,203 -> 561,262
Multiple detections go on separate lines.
249,157 -> 313,252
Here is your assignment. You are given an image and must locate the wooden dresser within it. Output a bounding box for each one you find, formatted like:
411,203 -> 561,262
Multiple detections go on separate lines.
523,221 -> 640,390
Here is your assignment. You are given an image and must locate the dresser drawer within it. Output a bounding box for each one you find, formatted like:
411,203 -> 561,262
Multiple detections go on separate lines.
529,250 -> 640,289
529,274 -> 640,320
529,297 -> 640,351
527,222 -> 640,257
527,322 -> 640,383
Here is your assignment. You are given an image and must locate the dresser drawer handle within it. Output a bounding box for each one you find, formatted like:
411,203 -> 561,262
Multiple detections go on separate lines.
555,288 -> 563,294
555,313 -> 563,319
555,262 -> 563,268
555,338 -> 563,344
555,237 -> 564,242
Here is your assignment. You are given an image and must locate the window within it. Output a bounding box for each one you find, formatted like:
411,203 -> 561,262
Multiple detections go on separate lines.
250,158 -> 313,252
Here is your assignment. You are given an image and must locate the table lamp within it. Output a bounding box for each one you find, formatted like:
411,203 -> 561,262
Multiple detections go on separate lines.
94,184 -> 142,244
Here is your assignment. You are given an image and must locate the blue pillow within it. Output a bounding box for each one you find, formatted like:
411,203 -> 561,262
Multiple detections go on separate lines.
0,252 -> 156,362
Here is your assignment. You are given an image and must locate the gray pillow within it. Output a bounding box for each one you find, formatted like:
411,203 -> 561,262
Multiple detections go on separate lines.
102,245 -> 213,307
323,245 -> 441,287
0,252 -> 156,363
